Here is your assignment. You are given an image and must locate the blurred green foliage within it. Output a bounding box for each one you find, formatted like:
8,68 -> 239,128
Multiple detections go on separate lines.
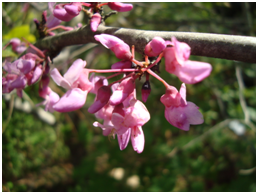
2,2 -> 256,192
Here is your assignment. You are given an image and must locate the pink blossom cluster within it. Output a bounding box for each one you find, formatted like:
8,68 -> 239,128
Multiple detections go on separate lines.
2,33 -> 212,153
52,2 -> 133,32
3,2 -> 212,153
2,41 -> 45,98
33,2 -> 133,37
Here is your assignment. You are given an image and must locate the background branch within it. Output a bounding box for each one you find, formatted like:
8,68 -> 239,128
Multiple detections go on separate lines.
35,24 -> 256,63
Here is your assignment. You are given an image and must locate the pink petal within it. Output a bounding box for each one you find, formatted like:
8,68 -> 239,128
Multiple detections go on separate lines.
160,85 -> 181,108
77,69 -> 93,92
94,34 -> 132,60
177,60 -> 212,84
111,112 -> 129,135
94,103 -> 114,120
3,61 -> 20,74
64,4 -> 81,16
131,126 -> 144,153
93,121 -> 113,136
9,75 -> 27,90
15,45 -> 27,54
117,128 -> 131,150
184,102 -> 204,125
108,2 -> 133,12
89,73 -> 108,94
63,59 -> 86,85
30,66 -> 43,85
144,37 -> 166,57
53,8 -> 74,22
90,13 -> 101,32
163,47 -> 178,74
109,77 -> 135,105
45,90 -> 60,112
95,34 -> 124,49
50,68 -> 71,90
179,83 -> 187,106
52,88 -> 87,112
88,86 -> 111,114
164,106 -> 190,131
124,100 -> 150,127
172,37 -> 191,63
46,14 -> 62,29
16,59 -> 35,75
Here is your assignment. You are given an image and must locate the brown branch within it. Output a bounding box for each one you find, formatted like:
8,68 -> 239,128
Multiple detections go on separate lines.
35,24 -> 256,63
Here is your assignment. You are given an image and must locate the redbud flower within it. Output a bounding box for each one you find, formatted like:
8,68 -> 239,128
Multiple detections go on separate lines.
9,38 -> 27,54
94,34 -> 132,60
89,73 -> 108,94
161,83 -> 204,131
88,86 -> 112,114
50,59 -> 92,112
38,86 -> 60,113
144,37 -> 166,57
109,77 -> 135,105
164,37 -> 212,84
108,2 -> 133,12
46,2 -> 62,29
53,3 -> 82,22
90,13 -> 101,32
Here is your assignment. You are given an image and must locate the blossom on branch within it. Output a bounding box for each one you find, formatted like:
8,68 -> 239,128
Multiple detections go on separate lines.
50,59 -> 92,112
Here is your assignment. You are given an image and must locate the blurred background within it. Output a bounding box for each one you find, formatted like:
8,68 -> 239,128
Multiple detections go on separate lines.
2,2 -> 256,192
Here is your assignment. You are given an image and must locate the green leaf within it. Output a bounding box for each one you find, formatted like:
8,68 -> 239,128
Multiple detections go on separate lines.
3,25 -> 36,43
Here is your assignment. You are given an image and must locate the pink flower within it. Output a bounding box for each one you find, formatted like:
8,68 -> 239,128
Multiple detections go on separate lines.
109,77 -> 135,105
88,86 -> 112,114
50,59 -> 92,112
45,2 -> 62,29
164,37 -> 212,84
144,37 -> 166,57
108,2 -> 133,12
9,38 -> 27,54
53,3 -> 82,22
93,94 -> 150,153
161,83 -> 204,131
94,34 -> 132,60
38,86 -> 60,113
89,73 -> 108,94
2,55 -> 38,95
90,13 -> 101,32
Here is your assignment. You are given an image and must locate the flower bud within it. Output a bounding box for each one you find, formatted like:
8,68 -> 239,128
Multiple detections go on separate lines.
141,80 -> 151,102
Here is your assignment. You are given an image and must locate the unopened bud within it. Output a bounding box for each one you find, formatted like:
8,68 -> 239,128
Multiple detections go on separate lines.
141,80 -> 151,102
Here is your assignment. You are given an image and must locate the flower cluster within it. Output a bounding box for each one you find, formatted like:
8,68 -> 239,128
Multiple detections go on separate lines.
52,2 -> 133,32
2,3 -> 212,153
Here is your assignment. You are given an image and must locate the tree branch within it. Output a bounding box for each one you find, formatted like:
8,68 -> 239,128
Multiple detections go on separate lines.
35,24 -> 256,63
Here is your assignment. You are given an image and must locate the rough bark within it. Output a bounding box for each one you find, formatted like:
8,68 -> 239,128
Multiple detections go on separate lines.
35,24 -> 256,63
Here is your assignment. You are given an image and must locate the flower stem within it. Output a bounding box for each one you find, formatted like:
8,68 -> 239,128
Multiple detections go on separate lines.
46,25 -> 73,33
146,69 -> 169,88
89,68 -> 137,73
21,37 -> 45,58
147,52 -> 163,69
106,72 -> 123,80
